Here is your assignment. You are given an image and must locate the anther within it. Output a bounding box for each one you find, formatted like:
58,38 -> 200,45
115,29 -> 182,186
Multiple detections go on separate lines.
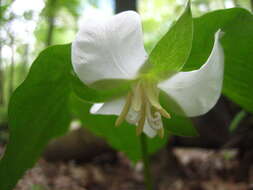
157,108 -> 171,119
115,92 -> 132,127
158,128 -> 164,138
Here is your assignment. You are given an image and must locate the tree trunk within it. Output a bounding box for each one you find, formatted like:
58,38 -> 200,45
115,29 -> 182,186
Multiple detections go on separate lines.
21,44 -> 29,80
46,0 -> 57,46
115,0 -> 137,13
0,41 -> 3,105
8,35 -> 15,99
0,0 -> 4,105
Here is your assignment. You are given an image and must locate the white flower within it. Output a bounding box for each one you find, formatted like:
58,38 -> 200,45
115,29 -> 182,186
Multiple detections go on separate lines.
71,11 -> 224,138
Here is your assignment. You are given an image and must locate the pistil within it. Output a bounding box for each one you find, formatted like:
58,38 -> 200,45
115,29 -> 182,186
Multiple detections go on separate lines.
136,98 -> 146,135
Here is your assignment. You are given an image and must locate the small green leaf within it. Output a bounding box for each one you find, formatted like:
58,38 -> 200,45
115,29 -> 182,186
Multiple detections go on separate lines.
0,45 -> 72,190
143,1 -> 193,80
229,110 -> 247,132
184,8 -> 253,114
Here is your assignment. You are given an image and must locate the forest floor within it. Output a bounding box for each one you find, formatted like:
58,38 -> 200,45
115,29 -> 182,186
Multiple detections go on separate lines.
1,146 -> 252,190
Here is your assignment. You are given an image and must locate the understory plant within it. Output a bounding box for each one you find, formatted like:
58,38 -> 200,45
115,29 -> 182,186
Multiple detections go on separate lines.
0,1 -> 253,190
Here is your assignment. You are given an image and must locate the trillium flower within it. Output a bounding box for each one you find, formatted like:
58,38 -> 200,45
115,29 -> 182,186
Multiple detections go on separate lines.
71,11 -> 224,138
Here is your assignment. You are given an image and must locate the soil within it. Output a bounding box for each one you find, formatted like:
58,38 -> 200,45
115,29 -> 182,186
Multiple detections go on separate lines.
7,148 -> 253,190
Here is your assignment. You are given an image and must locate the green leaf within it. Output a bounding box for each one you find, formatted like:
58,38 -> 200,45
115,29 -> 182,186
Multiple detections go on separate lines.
71,74 -> 132,103
70,94 -> 168,162
0,44 -> 72,190
143,1 -> 193,80
160,92 -> 198,137
184,8 -> 253,114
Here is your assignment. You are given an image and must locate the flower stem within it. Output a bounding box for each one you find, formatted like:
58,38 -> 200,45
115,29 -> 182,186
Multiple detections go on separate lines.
140,134 -> 153,190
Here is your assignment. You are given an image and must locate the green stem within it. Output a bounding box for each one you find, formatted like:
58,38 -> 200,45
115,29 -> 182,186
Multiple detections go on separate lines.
140,134 -> 153,190
229,110 -> 247,132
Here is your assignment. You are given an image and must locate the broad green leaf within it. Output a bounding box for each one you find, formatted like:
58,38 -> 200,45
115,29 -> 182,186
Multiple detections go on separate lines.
70,94 -> 168,162
0,45 -> 72,190
184,8 -> 253,113
143,1 -> 193,79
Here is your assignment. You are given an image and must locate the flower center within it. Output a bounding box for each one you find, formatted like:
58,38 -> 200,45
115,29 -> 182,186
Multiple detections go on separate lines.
115,80 -> 171,138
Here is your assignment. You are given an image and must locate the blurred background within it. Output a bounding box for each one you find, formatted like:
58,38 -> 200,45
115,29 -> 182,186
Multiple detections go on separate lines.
0,0 -> 253,190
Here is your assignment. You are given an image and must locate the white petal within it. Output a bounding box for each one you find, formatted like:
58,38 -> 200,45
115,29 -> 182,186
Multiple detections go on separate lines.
72,11 -> 147,85
126,107 -> 141,125
158,31 -> 224,117
90,98 -> 125,115
90,103 -> 104,114
143,119 -> 157,138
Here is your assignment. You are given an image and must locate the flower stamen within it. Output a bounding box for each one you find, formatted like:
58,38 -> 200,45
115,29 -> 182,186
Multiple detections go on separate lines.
131,82 -> 142,112
158,128 -> 164,138
115,80 -> 171,138
145,81 -> 171,119
115,92 -> 132,126
157,108 -> 171,119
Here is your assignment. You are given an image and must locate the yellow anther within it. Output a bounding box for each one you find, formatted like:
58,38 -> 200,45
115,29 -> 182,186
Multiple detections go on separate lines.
145,81 -> 162,109
158,128 -> 164,138
115,92 -> 132,127
131,81 -> 142,112
145,81 -> 171,119
158,108 -> 171,119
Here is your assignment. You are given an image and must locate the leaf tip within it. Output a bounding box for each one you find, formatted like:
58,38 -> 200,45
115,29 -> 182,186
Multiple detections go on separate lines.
185,0 -> 192,15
